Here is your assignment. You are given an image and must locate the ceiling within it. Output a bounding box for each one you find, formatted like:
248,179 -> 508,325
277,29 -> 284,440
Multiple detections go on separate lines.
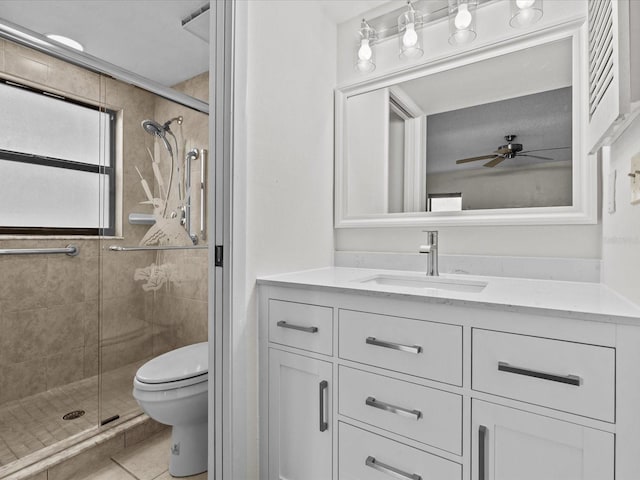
0,0 -> 210,87
0,0 -> 390,88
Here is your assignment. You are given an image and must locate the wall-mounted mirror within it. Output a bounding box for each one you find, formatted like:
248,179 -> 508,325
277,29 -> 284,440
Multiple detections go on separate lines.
336,27 -> 596,227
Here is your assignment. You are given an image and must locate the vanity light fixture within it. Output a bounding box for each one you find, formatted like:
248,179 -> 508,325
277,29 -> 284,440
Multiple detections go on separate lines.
45,34 -> 84,52
509,0 -> 543,28
398,1 -> 424,60
448,0 -> 477,46
355,19 -> 377,73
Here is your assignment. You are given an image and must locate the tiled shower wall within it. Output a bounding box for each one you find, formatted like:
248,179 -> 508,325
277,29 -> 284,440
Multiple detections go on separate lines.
0,39 -> 208,406
152,72 -> 209,357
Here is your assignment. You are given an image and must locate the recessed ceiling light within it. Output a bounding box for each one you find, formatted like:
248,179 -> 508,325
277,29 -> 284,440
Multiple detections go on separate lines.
45,34 -> 84,52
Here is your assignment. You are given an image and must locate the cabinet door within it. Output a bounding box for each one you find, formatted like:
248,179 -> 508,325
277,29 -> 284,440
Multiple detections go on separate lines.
269,349 -> 333,480
472,401 -> 613,480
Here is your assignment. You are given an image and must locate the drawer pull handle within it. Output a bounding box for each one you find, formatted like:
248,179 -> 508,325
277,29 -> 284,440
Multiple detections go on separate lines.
319,380 -> 328,432
365,456 -> 422,480
366,337 -> 422,354
479,425 -> 487,480
498,361 -> 582,386
276,320 -> 318,333
365,396 -> 422,420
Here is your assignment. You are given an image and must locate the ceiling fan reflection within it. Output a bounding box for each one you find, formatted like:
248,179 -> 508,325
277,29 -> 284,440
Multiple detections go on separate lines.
455,134 -> 570,168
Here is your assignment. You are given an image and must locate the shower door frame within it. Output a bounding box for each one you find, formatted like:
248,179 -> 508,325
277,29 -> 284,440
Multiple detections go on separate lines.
0,11 -> 230,479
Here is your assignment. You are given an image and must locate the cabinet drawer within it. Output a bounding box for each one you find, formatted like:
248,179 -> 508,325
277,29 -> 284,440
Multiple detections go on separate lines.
269,299 -> 333,355
339,422 -> 461,480
339,309 -> 462,385
472,329 -> 615,422
339,366 -> 462,455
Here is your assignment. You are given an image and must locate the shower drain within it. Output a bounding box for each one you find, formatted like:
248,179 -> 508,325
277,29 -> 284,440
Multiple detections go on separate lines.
62,410 -> 85,421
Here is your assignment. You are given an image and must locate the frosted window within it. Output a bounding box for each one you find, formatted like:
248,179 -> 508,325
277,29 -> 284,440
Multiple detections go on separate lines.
0,80 -> 114,234
0,162 -> 108,228
0,82 -> 111,166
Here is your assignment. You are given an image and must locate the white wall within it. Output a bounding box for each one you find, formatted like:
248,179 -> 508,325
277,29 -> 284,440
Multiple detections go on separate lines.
334,0 -> 602,260
232,1 -> 336,477
602,117 -> 640,305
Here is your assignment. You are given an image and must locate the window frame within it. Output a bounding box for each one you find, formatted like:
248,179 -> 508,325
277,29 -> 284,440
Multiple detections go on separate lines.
0,79 -> 116,236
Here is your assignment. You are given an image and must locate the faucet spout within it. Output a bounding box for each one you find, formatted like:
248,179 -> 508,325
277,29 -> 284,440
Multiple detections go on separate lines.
419,231 -> 439,276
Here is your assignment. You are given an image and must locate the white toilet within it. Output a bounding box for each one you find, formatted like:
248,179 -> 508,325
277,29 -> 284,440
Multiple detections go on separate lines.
133,342 -> 208,477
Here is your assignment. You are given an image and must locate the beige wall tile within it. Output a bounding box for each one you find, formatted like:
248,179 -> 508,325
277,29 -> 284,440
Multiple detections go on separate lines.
47,433 -> 125,480
0,308 -> 47,364
0,358 -> 46,405
45,303 -> 86,355
46,256 -> 86,306
3,50 -> 48,85
0,256 -> 48,312
46,347 -> 84,389
124,417 -> 168,448
46,56 -> 101,103
84,343 -> 99,378
21,471 -> 47,480
0,39 -> 5,72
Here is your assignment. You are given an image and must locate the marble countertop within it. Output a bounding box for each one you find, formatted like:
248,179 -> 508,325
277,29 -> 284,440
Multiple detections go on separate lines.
257,267 -> 640,324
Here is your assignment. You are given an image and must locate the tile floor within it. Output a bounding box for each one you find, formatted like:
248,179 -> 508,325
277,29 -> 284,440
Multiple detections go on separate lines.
0,361 -> 144,466
86,430 -> 207,480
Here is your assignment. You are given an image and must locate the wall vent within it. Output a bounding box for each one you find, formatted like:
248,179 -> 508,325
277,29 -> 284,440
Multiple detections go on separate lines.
588,0 -> 614,118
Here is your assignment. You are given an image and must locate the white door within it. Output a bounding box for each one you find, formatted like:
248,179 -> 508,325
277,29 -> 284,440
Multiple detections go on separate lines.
472,400 -> 614,480
269,349 -> 333,480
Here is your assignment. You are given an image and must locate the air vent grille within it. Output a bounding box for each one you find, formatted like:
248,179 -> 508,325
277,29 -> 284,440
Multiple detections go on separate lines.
588,0 -> 615,118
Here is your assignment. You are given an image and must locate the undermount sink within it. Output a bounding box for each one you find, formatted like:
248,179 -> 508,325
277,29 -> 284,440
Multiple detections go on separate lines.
358,274 -> 488,293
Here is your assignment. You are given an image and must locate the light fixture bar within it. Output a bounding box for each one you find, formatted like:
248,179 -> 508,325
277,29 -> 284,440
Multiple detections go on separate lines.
363,0 -> 491,42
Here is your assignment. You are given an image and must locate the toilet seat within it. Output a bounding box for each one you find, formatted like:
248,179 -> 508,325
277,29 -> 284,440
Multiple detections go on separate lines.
135,342 -> 208,391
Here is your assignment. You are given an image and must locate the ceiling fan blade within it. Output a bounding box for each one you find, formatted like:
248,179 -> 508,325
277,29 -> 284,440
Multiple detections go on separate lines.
520,146 -> 571,154
455,154 -> 498,164
483,156 -> 506,168
494,147 -> 510,155
518,154 -> 556,161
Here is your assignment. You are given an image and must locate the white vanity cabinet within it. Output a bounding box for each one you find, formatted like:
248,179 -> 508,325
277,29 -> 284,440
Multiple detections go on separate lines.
259,279 -> 640,480
472,400 -> 614,480
268,349 -> 333,480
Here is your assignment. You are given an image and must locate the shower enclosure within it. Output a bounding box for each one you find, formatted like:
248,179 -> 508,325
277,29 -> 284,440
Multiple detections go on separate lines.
0,33 -> 209,478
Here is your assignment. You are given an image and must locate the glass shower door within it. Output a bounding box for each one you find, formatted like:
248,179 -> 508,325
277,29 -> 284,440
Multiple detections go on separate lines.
98,74 -> 210,428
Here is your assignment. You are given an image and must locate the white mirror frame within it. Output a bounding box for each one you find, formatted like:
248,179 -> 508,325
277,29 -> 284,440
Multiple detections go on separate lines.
335,22 -> 597,228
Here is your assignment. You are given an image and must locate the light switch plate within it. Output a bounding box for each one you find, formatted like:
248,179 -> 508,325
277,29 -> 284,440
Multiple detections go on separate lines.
632,153 -> 640,205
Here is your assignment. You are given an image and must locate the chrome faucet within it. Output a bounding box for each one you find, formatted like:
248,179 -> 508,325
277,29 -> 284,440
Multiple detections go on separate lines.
419,231 -> 439,276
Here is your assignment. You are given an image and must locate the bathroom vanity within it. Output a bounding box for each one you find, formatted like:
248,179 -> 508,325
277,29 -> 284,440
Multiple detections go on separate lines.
258,268 -> 640,480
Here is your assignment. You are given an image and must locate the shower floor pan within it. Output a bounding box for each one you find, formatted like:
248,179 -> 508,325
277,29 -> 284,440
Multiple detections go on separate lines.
0,361 -> 143,472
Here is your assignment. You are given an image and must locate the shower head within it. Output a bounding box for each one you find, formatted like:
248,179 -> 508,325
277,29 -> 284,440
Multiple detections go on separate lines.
141,119 -> 165,137
141,119 -> 173,155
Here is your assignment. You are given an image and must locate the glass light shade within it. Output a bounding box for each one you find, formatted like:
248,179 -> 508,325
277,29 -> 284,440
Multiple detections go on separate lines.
398,6 -> 424,60
448,0 -> 477,46
509,0 -> 543,28
355,38 -> 375,73
355,20 -> 377,73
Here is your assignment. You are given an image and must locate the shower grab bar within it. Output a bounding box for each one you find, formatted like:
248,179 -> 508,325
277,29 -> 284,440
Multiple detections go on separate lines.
108,245 -> 207,252
200,148 -> 207,241
0,244 -> 79,256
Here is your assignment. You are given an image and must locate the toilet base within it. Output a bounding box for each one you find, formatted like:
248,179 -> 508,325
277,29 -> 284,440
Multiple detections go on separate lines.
168,422 -> 208,477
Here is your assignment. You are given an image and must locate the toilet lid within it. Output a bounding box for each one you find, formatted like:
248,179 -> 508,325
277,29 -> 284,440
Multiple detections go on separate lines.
136,342 -> 208,384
